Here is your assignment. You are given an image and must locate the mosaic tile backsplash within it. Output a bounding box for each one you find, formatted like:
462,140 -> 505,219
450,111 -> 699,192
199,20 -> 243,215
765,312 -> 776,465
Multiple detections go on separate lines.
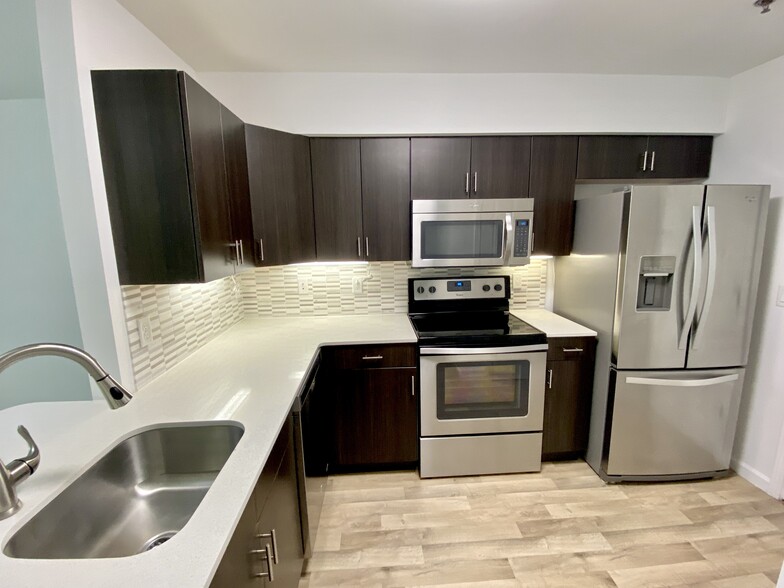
121,260 -> 549,388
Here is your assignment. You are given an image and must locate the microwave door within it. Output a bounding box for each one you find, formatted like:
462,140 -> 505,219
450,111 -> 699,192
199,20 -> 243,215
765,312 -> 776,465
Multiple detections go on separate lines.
412,213 -> 507,267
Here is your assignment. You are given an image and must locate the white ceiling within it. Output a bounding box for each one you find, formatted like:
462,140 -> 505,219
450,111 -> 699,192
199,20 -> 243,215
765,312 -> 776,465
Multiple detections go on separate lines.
118,0 -> 784,76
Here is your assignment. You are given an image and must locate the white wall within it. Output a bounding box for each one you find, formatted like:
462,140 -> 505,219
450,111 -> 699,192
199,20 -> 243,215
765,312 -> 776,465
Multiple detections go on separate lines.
709,54 -> 784,497
199,72 -> 729,136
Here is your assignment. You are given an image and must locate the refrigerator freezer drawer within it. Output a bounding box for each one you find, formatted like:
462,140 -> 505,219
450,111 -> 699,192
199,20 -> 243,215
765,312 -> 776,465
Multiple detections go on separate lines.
606,368 -> 744,477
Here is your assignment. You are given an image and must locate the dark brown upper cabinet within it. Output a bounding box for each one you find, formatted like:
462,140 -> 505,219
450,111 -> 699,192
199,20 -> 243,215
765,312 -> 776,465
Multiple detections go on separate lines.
360,138 -> 411,261
92,70 -> 249,284
529,136 -> 579,256
310,138 -> 364,261
577,135 -> 713,180
470,137 -> 531,199
411,138 -> 472,199
245,125 -> 316,266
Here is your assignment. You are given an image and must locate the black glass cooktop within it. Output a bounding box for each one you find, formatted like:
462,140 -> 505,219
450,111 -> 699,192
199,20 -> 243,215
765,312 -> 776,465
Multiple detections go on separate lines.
409,311 -> 547,347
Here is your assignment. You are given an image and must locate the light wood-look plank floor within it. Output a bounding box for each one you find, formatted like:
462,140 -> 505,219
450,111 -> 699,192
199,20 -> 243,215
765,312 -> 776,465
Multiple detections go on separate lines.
299,461 -> 784,587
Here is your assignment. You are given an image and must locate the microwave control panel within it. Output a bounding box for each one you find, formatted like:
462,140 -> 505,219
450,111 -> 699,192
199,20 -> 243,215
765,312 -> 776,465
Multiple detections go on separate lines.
513,219 -> 530,257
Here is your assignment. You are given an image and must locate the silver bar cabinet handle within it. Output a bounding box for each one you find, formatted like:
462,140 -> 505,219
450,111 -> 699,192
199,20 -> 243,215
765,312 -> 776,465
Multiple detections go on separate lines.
641,150 -> 648,171
465,172 -> 469,194
357,237 -> 362,258
256,529 -> 279,564
365,237 -> 370,259
473,172 -> 478,194
650,150 -> 656,171
547,369 -> 553,389
259,238 -> 265,262
251,544 -> 274,581
411,375 -> 415,397
562,347 -> 584,353
239,239 -> 244,265
362,355 -> 383,360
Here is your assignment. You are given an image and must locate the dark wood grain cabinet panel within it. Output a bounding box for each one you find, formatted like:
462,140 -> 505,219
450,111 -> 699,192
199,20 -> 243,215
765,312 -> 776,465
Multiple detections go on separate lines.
221,105 -> 255,273
361,138 -> 411,261
245,125 -> 316,266
646,135 -> 713,179
529,136 -> 578,256
470,136 -> 531,198
411,138 -> 471,200
542,337 -> 597,460
310,138 -> 364,261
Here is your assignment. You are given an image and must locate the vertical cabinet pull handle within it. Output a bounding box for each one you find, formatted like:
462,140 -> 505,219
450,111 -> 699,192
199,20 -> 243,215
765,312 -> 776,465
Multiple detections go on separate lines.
365,237 -> 370,259
239,239 -> 244,265
547,369 -> 553,390
473,172 -> 478,194
259,238 -> 265,262
357,237 -> 362,258
411,375 -> 415,397
465,172 -> 469,195
650,150 -> 656,171
641,150 -> 648,171
251,544 -> 275,581
256,529 -> 279,564
531,232 -> 535,254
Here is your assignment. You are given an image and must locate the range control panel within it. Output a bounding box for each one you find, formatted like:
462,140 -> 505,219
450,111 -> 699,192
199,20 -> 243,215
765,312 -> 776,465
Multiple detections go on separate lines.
411,276 -> 508,301
513,219 -> 530,257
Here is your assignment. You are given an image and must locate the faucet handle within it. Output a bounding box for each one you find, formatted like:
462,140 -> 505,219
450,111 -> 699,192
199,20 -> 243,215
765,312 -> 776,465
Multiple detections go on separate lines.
7,426 -> 40,483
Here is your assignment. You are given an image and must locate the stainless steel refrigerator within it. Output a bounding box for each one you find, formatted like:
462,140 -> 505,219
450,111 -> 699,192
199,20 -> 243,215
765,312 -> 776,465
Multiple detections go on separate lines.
555,184 -> 769,482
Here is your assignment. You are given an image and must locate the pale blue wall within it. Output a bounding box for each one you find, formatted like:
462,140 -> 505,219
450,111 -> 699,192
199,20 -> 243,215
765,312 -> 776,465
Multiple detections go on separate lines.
0,0 -> 90,409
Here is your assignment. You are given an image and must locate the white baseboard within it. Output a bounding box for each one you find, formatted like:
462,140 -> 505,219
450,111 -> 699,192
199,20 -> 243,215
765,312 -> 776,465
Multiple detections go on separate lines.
731,458 -> 776,496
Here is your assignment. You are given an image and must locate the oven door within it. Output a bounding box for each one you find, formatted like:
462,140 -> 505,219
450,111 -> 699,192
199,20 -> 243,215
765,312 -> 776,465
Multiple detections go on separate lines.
419,345 -> 547,437
412,212 -> 532,267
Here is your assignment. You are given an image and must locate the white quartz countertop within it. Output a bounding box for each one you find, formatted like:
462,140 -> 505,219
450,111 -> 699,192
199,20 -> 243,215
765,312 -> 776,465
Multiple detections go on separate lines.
0,314 -> 416,588
511,308 -> 597,338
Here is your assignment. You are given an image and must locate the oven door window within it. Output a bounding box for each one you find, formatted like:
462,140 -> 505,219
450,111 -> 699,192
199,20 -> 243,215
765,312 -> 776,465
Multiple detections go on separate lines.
421,220 -> 503,259
436,360 -> 530,420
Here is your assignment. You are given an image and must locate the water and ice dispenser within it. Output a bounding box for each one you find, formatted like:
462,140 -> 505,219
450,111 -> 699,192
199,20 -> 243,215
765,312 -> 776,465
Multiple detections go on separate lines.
636,256 -> 675,311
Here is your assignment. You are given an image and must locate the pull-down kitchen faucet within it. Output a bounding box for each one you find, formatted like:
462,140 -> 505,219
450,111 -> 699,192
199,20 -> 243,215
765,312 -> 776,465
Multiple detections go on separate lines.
0,343 -> 133,520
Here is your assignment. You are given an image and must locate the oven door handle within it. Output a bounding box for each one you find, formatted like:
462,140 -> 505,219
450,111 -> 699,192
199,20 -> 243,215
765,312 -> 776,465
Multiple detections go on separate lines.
420,344 -> 548,355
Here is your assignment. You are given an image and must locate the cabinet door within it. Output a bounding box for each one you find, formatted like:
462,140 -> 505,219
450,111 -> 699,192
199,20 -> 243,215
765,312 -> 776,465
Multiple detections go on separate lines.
576,135 -> 649,180
469,136 -> 531,199
246,126 -> 316,266
334,368 -> 418,467
92,70 -> 200,285
311,138 -> 364,260
209,494 -> 260,588
529,136 -> 578,256
646,135 -> 713,179
257,434 -> 304,588
179,73 -> 234,282
361,138 -> 411,261
220,105 -> 255,273
411,138 -> 471,200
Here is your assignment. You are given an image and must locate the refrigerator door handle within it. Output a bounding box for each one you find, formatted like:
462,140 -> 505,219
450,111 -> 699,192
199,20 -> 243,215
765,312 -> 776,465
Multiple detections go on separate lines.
678,206 -> 703,350
625,374 -> 739,387
692,206 -> 717,350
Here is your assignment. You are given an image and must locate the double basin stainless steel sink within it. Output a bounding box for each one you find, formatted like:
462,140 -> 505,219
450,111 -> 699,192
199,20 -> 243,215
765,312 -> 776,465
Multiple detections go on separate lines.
3,423 -> 243,559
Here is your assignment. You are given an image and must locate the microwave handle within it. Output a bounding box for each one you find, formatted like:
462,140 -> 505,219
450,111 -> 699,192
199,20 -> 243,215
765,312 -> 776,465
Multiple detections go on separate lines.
503,213 -> 514,264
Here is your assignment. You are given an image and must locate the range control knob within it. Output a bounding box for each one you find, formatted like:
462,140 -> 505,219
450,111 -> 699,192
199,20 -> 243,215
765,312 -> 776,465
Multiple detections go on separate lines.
428,286 -> 437,293
416,286 -> 425,294
482,285 -> 491,292
494,284 -> 503,292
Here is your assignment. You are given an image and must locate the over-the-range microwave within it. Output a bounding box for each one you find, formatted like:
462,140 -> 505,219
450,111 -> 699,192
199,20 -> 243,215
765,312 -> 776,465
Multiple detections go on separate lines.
411,198 -> 534,268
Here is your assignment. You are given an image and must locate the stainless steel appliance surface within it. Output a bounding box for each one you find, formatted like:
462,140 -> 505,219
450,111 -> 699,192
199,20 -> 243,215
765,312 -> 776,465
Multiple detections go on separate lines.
411,198 -> 534,268
409,275 -> 548,478
555,184 -> 769,482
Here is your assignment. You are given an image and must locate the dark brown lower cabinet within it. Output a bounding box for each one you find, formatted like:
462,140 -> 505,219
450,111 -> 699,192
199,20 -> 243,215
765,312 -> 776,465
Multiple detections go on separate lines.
211,414 -> 303,588
542,337 -> 597,461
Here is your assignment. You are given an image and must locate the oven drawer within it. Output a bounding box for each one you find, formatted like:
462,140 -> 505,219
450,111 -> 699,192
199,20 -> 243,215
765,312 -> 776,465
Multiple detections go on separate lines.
327,344 -> 417,370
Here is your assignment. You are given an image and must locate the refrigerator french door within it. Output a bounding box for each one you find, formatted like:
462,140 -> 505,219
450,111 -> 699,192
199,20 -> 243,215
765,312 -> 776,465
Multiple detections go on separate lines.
555,184 -> 769,481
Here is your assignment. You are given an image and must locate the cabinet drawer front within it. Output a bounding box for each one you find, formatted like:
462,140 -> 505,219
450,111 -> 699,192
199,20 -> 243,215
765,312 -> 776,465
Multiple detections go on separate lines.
328,344 -> 416,369
546,337 -> 596,362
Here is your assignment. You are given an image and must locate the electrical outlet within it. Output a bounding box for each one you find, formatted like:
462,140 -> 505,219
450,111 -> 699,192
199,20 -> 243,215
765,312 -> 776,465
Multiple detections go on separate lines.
298,278 -> 311,294
777,285 -> 784,308
138,316 -> 153,348
352,277 -> 364,294
513,274 -> 525,290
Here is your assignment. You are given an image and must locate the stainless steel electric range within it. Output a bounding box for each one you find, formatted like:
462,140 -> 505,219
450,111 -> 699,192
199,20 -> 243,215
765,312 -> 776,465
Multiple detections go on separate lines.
408,275 -> 548,478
